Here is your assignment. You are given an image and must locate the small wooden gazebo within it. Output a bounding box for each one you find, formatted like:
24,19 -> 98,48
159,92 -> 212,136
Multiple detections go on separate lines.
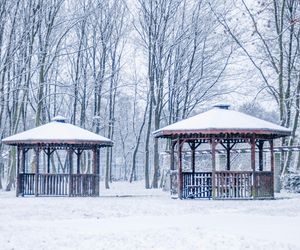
2,116 -> 113,197
154,105 -> 291,199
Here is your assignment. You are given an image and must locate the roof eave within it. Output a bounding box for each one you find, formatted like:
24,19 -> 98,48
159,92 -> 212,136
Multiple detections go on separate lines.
154,129 -> 291,139
2,139 -> 113,147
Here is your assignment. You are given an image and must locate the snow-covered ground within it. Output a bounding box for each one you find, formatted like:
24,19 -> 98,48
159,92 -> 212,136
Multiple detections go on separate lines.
0,182 -> 300,250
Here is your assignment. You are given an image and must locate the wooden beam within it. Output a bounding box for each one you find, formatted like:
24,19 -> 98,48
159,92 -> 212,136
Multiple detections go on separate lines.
258,140 -> 264,171
270,139 -> 275,198
68,149 -> 73,197
21,148 -> 26,197
250,138 -> 256,198
35,147 -> 40,197
170,140 -> 176,171
211,138 -> 217,199
47,148 -> 51,173
16,146 -> 21,197
191,142 -> 196,185
226,141 -> 230,170
76,149 -> 82,174
178,138 -> 184,199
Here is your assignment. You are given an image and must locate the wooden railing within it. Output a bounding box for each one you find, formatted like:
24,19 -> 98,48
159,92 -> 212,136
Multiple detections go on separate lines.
38,174 -> 69,196
182,172 -> 212,198
19,174 -> 99,197
254,171 -> 273,198
182,171 -> 274,199
70,174 -> 99,197
19,173 -> 35,196
215,171 -> 252,199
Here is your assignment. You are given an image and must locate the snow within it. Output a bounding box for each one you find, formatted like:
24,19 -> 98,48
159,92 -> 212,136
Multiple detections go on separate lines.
154,107 -> 291,136
0,182 -> 300,250
2,121 -> 112,145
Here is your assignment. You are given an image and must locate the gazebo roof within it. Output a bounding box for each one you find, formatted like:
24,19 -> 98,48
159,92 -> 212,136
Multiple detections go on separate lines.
153,105 -> 291,139
2,117 -> 113,146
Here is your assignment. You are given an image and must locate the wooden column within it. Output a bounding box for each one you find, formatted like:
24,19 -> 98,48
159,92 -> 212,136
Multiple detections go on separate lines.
258,140 -> 264,171
68,149 -> 73,197
21,148 -> 26,197
76,149 -> 82,174
170,140 -> 176,196
270,139 -> 275,198
226,141 -> 230,171
191,142 -> 196,176
47,148 -> 51,173
211,138 -> 216,199
250,138 -> 256,198
35,147 -> 40,197
178,138 -> 183,199
170,140 -> 176,171
16,146 -> 21,197
93,147 -> 100,196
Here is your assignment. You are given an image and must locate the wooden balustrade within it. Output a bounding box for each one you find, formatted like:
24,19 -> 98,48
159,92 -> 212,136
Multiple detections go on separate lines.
215,171 -> 252,199
19,173 -> 35,196
182,172 -> 212,198
253,171 -> 274,198
70,174 -> 99,197
182,171 -> 274,199
19,173 -> 99,197
38,174 -> 69,196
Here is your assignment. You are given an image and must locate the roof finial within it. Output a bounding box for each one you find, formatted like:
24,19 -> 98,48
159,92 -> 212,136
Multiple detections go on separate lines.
52,115 -> 67,123
213,104 -> 230,110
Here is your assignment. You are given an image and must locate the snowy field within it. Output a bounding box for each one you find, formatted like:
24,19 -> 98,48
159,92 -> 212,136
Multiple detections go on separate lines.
1,182 -> 300,250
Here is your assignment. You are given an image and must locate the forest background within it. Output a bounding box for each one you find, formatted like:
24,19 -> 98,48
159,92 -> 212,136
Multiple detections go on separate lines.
0,0 -> 299,191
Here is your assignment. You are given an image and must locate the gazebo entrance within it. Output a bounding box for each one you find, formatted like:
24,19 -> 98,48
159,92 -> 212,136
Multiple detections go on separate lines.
3,116 -> 113,197
154,105 -> 291,200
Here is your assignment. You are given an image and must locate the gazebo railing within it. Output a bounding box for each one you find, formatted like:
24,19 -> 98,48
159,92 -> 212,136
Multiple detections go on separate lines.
38,174 -> 69,196
182,171 -> 274,199
19,173 -> 99,196
215,171 -> 252,199
182,172 -> 212,198
253,171 -> 274,198
70,174 -> 99,197
20,173 -> 35,195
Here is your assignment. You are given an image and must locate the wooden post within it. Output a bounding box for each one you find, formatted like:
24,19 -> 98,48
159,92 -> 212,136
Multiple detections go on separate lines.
170,140 -> 176,196
191,142 -> 195,173
76,149 -> 81,174
270,139 -> 275,198
170,140 -> 176,171
250,138 -> 256,198
21,148 -> 26,197
226,140 -> 230,171
258,140 -> 264,171
16,146 -> 21,197
191,142 -> 196,185
211,138 -> 216,199
68,149 -> 73,197
178,138 -> 183,199
35,147 -> 40,197
93,147 -> 100,196
93,147 -> 97,174
47,148 -> 51,173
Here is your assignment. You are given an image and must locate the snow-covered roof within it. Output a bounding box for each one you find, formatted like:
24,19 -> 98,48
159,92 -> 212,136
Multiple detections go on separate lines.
154,106 -> 291,138
2,119 -> 113,146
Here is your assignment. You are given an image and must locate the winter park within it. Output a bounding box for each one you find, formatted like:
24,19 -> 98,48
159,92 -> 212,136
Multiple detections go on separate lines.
1,0 -> 300,250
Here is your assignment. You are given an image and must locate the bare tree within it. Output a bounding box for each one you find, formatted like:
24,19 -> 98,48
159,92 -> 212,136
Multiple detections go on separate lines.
212,0 -> 300,174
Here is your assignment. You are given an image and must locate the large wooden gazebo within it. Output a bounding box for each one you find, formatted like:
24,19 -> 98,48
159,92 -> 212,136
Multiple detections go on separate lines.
2,116 -> 113,197
154,105 -> 291,199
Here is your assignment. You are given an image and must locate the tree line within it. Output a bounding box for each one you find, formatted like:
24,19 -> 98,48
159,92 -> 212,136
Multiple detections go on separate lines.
0,0 -> 299,190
